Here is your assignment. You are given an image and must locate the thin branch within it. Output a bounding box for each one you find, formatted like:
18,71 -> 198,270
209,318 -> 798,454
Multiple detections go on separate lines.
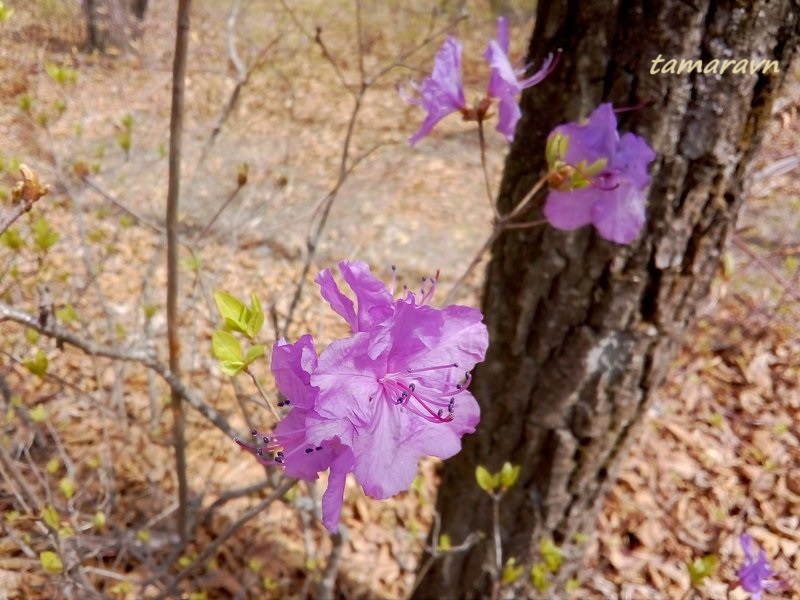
154,478 -> 297,600
318,530 -> 346,600
280,11 -> 467,334
0,301 -> 238,439
82,176 -> 165,234
166,0 -> 192,544
444,175 -> 550,304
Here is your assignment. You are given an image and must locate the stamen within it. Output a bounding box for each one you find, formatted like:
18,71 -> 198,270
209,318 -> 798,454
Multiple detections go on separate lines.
407,362 -> 458,374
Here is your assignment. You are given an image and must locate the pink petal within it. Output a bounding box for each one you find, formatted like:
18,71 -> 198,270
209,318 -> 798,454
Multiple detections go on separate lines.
543,188 -> 595,231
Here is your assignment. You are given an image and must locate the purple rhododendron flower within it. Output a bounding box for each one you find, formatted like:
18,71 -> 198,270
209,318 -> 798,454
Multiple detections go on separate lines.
738,533 -> 784,599
543,103 -> 656,244
484,17 -> 558,141
400,37 -> 467,146
238,262 -> 488,533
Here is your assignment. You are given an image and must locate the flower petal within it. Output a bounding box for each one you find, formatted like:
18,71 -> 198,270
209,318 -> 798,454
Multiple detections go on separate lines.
543,188 -> 595,231
271,335 -> 318,410
408,37 -> 466,145
321,443 -> 355,533
315,268 -> 357,330
338,261 -> 394,331
590,180 -> 646,244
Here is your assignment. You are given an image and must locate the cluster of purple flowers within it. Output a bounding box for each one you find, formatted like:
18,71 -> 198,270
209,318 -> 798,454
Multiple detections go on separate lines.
405,22 -> 656,244
401,17 -> 558,143
236,261 -> 488,532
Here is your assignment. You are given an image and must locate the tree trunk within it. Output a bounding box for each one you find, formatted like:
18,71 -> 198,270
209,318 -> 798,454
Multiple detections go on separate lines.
415,1 -> 799,597
82,0 -> 132,53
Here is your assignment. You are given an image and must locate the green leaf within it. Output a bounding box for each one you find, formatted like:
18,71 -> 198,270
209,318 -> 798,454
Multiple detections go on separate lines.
688,554 -> 718,586
0,227 -> 24,250
41,505 -> 59,529
530,562 -> 550,592
501,557 -> 524,584
31,216 -> 60,252
475,465 -> 495,493
243,344 -> 265,367
0,2 -> 14,23
29,404 -> 47,422
46,457 -> 60,474
59,477 -> 75,500
212,331 -> 242,363
93,511 -> 106,530
539,537 -> 564,573
39,550 -> 63,574
247,293 -> 264,338
55,304 -> 77,324
438,534 -> 451,552
219,360 -> 245,377
25,328 -> 39,344
23,350 -> 48,378
109,581 -> 132,595
214,291 -> 250,335
565,577 -> 580,592
499,462 -> 520,491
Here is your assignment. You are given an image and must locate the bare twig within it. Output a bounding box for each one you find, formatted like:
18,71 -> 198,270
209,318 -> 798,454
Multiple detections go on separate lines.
490,494 -> 502,600
318,529 -> 346,600
444,174 -> 550,303
82,176 -> 165,234
0,301 -> 238,439
279,7 -> 466,335
154,477 -> 297,600
409,511 -> 482,598
166,0 -> 192,544
246,368 -> 281,422
733,234 -> 800,302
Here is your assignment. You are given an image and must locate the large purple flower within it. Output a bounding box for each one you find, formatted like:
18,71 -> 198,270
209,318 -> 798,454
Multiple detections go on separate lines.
738,533 -> 784,599
542,103 -> 656,244
238,262 -> 488,533
401,37 -> 467,146
484,17 -> 558,141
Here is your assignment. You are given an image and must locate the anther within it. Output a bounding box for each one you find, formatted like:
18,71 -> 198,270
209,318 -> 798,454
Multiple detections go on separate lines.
305,447 -> 314,454
251,429 -> 258,436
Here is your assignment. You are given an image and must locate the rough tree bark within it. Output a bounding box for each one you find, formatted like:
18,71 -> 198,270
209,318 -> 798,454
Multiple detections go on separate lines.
83,0 -> 139,52
415,1 -> 799,597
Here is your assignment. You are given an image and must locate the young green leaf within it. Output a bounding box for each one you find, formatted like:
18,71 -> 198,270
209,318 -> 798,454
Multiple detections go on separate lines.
247,292 -> 264,338
475,465 -> 496,493
59,477 -> 75,500
39,550 -> 63,574
243,344 -> 266,367
499,462 -> 520,490
530,562 -> 550,592
23,350 -> 48,378
501,557 -> 524,584
31,216 -> 60,252
212,331 -> 242,363
539,537 -> 564,573
688,554 -> 718,586
41,505 -> 59,530
214,291 -> 250,335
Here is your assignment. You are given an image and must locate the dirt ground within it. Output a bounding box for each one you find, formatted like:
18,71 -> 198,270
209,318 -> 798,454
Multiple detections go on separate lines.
1,1 -> 799,599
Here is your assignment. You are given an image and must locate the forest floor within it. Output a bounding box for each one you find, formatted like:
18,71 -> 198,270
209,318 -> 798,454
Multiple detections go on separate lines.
1,1 -> 799,599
